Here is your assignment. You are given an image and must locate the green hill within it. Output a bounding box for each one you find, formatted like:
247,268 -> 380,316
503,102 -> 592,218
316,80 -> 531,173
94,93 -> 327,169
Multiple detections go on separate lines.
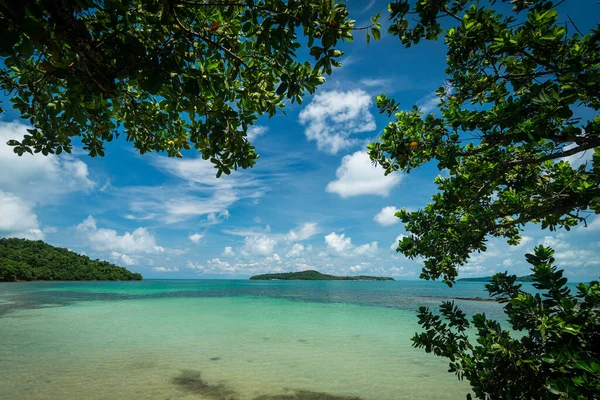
0,238 -> 142,282
249,270 -> 394,281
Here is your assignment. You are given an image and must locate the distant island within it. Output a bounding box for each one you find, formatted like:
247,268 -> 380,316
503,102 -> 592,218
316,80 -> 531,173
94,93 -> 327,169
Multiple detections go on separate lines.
250,270 -> 394,281
458,274 -> 534,282
0,238 -> 143,282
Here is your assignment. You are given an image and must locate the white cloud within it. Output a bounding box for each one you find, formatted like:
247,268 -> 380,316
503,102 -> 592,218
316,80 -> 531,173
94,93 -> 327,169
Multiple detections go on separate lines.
287,243 -> 305,258
153,266 -> 179,273
540,236 -> 569,250
242,235 -> 277,256
326,151 -> 402,198
579,216 -> 600,232
325,232 -> 377,256
298,90 -> 375,154
207,210 -> 230,224
359,78 -> 389,88
286,222 -> 319,241
502,258 -> 516,267
247,125 -> 268,141
0,121 -> 94,203
417,92 -> 440,114
349,264 -> 365,272
390,234 -> 406,251
110,252 -> 138,266
222,246 -> 235,257
514,236 -> 533,249
560,143 -> 594,168
417,84 -> 452,114
374,206 -> 400,226
189,233 -> 204,243
554,249 -> 600,267
325,232 -> 353,252
186,261 -> 205,271
0,191 -> 44,240
353,241 -> 378,256
123,156 -> 261,223
77,216 -> 164,254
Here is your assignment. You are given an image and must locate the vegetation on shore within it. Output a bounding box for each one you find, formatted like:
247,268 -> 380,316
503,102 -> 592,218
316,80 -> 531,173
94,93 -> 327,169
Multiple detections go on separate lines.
250,270 -> 394,281
0,238 -> 142,282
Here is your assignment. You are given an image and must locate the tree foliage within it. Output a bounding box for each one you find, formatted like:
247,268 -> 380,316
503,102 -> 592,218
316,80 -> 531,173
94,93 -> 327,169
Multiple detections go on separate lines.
369,0 -> 600,283
413,246 -> 600,399
0,0 -> 379,176
0,237 -> 142,281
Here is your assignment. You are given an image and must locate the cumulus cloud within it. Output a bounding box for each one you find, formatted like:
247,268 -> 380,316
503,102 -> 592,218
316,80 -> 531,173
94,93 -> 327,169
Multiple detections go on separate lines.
514,236 -> 533,249
77,216 -> 164,254
189,233 -> 204,243
0,191 -> 44,240
222,246 -> 235,257
287,243 -> 305,258
560,143 -> 594,169
286,222 -> 318,241
186,261 -> 206,272
298,90 -> 375,154
153,266 -> 179,272
325,232 -> 353,252
417,83 -> 452,114
540,235 -> 569,250
326,151 -> 402,198
374,206 -> 400,226
578,216 -> 600,232
247,125 -> 268,141
325,232 -> 378,256
502,258 -> 516,267
0,121 -> 94,203
554,249 -> 600,267
349,264 -> 365,272
390,234 -> 406,251
242,235 -> 277,256
353,241 -> 378,256
110,252 -> 138,266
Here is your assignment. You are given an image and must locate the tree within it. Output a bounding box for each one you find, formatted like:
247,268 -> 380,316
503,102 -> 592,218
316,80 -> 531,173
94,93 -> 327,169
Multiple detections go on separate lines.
367,1 -> 600,398
413,246 -> 600,399
368,0 -> 599,284
0,0 -> 380,176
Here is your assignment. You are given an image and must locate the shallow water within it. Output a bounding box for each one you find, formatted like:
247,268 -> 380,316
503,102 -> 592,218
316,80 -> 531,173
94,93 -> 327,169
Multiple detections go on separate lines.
0,280 -> 509,400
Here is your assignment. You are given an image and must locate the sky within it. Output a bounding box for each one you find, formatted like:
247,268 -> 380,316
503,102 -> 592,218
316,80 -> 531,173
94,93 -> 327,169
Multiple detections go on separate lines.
1,0 -> 599,280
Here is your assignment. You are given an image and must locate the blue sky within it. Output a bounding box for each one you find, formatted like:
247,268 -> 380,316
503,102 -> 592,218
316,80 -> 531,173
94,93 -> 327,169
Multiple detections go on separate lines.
1,1 -> 599,280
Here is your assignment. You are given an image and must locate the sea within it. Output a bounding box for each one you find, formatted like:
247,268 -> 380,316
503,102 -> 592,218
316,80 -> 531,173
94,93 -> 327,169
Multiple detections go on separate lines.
0,279 -> 518,400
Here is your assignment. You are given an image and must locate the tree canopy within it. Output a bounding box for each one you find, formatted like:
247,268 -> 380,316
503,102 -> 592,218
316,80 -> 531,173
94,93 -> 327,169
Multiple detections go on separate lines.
369,0 -> 600,284
0,237 -> 142,281
0,0 -> 379,176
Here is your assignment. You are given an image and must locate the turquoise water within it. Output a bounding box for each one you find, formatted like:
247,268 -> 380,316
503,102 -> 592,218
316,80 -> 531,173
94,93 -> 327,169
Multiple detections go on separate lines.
0,280 -> 508,400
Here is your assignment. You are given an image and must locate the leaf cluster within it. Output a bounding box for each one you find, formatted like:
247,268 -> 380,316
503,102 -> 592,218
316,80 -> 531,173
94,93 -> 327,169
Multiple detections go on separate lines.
412,245 -> 600,399
0,0 -> 372,175
370,0 -> 600,283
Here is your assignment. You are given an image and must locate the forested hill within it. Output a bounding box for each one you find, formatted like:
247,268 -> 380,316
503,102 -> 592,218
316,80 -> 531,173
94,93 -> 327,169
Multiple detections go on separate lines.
0,238 -> 142,282
250,270 -> 394,281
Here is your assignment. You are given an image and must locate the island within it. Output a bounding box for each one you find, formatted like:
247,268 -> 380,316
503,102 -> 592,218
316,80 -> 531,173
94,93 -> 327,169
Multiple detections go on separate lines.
0,238 -> 143,282
458,274 -> 534,282
249,270 -> 394,281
